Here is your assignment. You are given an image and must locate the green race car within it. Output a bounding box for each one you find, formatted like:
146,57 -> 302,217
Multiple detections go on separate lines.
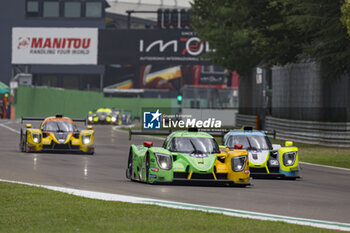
126,129 -> 251,186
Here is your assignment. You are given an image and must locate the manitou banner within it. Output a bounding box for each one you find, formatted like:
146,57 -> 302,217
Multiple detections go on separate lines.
12,27 -> 98,65
99,30 -> 213,64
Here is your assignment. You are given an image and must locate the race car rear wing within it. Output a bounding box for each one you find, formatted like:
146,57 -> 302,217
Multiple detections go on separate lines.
129,129 -> 173,140
199,129 -> 229,137
21,117 -> 46,123
190,128 -> 277,139
21,116 -> 87,124
128,128 -> 230,140
129,128 -> 276,140
262,130 -> 277,139
240,126 -> 276,139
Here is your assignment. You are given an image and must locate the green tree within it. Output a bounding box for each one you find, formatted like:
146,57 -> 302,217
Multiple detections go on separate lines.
191,0 -> 304,75
290,0 -> 350,78
191,0 -> 350,79
341,0 -> 350,34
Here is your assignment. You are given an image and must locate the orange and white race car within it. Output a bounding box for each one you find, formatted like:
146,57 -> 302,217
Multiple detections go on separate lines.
19,115 -> 94,154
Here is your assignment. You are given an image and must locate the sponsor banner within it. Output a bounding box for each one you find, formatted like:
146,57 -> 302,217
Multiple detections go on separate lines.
99,29 -> 213,65
142,108 -> 222,130
12,27 -> 98,65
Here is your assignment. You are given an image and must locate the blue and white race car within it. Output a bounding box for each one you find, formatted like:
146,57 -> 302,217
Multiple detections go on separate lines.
223,127 -> 300,179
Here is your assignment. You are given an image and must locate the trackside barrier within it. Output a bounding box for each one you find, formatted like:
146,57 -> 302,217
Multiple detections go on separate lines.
15,86 -> 175,119
236,114 -> 350,147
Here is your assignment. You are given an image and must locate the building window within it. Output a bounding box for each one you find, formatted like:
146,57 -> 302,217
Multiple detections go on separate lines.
26,0 -> 40,17
62,75 -> 80,90
82,75 -> 100,91
43,1 -> 60,18
64,1 -> 81,18
85,1 -> 102,18
34,75 -> 59,87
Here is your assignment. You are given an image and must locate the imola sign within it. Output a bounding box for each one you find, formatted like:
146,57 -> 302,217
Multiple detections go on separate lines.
139,37 -> 214,56
99,29 -> 213,65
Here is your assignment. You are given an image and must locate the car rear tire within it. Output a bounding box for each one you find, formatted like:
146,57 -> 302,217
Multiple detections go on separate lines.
19,130 -> 24,152
145,153 -> 150,183
21,131 -> 28,153
126,148 -> 133,180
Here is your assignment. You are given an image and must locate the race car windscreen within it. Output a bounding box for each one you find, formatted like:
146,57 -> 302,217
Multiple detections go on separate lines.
42,121 -> 77,132
168,137 -> 220,154
96,111 -> 111,117
226,135 -> 273,150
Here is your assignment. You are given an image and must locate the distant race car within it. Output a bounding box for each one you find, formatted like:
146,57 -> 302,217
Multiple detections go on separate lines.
87,108 -> 121,125
126,129 -> 250,186
223,127 -> 300,179
121,111 -> 132,125
19,115 -> 94,154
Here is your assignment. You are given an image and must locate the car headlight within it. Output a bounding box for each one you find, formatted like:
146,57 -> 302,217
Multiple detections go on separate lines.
88,116 -> 93,121
93,116 -> 98,121
111,116 -> 116,122
283,151 -> 296,166
32,133 -> 41,144
269,159 -> 279,167
231,155 -> 247,172
154,153 -> 172,170
82,135 -> 92,145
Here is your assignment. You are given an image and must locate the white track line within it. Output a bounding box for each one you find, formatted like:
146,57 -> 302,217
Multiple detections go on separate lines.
0,179 -> 350,232
300,161 -> 350,172
0,123 -> 20,134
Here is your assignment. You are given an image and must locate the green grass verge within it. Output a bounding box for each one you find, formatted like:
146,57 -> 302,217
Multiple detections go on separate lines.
0,182 -> 335,233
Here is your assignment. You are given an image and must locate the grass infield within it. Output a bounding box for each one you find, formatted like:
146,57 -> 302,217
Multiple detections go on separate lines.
0,182 -> 335,233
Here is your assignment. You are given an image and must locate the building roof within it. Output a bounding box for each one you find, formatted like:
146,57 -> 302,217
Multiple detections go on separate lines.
106,0 -> 192,21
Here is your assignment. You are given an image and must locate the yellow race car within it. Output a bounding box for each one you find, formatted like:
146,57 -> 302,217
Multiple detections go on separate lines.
87,108 -> 121,125
19,115 -> 95,155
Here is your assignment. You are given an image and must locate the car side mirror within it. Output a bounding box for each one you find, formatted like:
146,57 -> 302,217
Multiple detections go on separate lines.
219,145 -> 227,152
285,141 -> 293,147
87,125 -> 93,130
144,141 -> 153,148
25,124 -> 32,128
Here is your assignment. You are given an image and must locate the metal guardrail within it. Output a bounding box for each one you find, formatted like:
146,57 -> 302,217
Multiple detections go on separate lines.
236,114 -> 350,147
236,114 -> 257,127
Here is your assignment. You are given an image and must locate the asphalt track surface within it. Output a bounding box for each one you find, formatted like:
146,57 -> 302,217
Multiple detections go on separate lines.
0,119 -> 349,224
